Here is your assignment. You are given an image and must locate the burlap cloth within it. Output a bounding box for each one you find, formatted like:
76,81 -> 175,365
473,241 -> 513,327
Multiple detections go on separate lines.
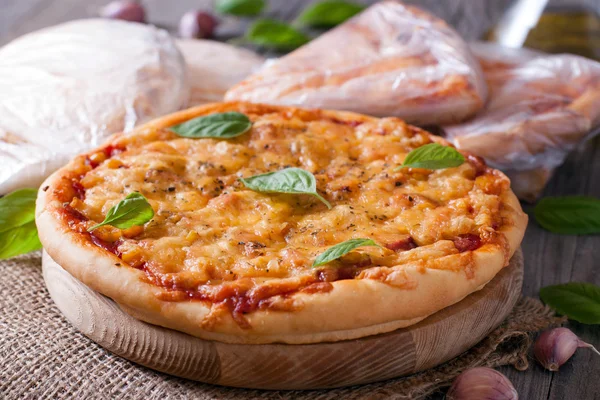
1,252 -> 563,399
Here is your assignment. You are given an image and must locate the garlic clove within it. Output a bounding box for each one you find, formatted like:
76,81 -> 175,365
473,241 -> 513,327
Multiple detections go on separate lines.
446,367 -> 518,400
534,327 -> 600,371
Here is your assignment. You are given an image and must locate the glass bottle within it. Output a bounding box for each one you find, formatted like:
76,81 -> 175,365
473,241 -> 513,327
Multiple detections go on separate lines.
485,0 -> 600,60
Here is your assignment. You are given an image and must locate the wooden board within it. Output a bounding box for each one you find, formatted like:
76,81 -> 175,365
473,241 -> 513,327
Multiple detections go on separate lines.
42,249 -> 523,390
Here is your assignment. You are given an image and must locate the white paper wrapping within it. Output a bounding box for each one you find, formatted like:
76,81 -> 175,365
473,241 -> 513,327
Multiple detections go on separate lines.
225,1 -> 487,125
446,42 -> 600,201
0,19 -> 188,194
176,39 -> 265,106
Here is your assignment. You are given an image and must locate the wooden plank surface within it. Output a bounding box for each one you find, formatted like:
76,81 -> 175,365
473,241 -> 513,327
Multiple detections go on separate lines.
1,0 -> 598,398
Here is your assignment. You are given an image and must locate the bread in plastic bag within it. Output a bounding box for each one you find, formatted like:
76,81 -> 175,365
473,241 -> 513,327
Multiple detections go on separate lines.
177,39 -> 265,106
0,19 -> 188,194
225,1 -> 487,125
445,42 -> 600,202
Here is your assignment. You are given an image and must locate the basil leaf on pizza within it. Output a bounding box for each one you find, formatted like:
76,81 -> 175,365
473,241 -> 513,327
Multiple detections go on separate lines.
0,188 -> 42,259
534,196 -> 600,235
396,143 -> 465,171
170,112 -> 252,139
246,19 -> 310,51
215,0 -> 265,17
88,192 -> 154,232
241,167 -> 332,209
540,282 -> 600,324
296,1 -> 365,28
313,238 -> 380,267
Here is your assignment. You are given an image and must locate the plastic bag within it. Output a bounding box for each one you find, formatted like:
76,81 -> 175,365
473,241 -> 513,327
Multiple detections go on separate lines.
177,39 -> 265,106
445,42 -> 600,201
0,19 -> 188,194
225,1 -> 487,125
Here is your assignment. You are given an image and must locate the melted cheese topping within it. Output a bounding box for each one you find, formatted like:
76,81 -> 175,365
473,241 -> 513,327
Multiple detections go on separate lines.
67,105 -> 511,298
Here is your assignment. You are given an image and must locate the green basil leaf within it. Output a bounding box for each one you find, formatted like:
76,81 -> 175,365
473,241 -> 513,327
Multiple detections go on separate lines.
395,143 -> 465,171
313,238 -> 380,267
534,196 -> 600,235
296,0 -> 364,28
0,221 -> 42,260
0,189 -> 42,259
240,167 -> 331,209
540,282 -> 600,324
246,19 -> 310,51
215,0 -> 265,16
0,188 -> 37,233
171,112 -> 252,139
88,192 -> 154,232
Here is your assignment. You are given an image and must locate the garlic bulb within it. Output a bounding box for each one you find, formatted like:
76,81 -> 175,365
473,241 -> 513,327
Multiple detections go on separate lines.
534,327 -> 600,371
446,367 -> 518,400
100,1 -> 146,23
179,11 -> 219,39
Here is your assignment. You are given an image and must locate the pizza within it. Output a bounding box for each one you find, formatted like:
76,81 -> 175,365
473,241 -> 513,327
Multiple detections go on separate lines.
36,102 -> 527,344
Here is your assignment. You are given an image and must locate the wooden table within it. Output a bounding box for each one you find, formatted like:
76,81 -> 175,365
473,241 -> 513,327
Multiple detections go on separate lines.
1,0 -> 598,398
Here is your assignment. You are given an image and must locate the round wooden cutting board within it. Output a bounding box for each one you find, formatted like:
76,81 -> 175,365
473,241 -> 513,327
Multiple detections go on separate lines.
42,249 -> 523,390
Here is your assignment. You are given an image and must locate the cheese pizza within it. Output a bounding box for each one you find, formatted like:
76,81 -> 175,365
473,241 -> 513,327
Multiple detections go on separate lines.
36,102 -> 527,344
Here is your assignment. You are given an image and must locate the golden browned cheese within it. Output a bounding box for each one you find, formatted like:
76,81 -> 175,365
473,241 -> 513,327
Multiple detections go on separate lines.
63,104 -> 510,310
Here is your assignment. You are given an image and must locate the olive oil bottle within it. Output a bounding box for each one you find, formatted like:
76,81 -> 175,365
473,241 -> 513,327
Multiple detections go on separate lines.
486,0 -> 600,60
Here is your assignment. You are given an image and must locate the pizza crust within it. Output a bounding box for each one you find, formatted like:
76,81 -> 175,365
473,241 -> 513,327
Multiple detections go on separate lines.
37,102 -> 527,344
